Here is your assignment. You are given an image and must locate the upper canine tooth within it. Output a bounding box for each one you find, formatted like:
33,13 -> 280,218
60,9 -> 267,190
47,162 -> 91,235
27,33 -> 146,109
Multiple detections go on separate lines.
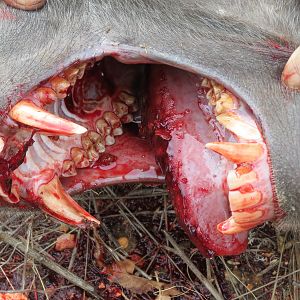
229,190 -> 262,211
227,168 -> 257,190
49,76 -> 71,98
9,100 -> 87,136
216,112 -> 261,140
205,142 -> 264,163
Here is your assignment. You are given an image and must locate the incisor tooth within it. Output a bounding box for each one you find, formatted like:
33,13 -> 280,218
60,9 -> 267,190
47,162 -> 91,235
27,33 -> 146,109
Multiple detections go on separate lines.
217,216 -> 248,234
9,100 -> 87,136
205,142 -> 264,163
229,190 -> 262,211
38,175 -> 99,226
227,168 -> 257,190
216,112 -> 261,140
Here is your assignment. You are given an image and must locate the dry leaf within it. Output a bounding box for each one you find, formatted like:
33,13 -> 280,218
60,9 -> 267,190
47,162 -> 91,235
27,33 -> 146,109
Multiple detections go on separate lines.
55,233 -> 76,251
0,293 -> 28,300
105,259 -> 181,297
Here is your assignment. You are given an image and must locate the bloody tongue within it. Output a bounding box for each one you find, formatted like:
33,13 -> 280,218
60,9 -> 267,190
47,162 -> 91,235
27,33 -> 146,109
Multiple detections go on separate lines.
144,65 -> 248,256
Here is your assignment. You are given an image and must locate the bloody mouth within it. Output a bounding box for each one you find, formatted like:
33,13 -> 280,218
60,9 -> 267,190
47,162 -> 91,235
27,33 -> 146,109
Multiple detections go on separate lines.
0,56 -> 277,257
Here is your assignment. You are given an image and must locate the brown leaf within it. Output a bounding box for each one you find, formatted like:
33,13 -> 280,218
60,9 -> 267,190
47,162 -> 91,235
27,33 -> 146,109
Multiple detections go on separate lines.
55,233 -> 76,251
0,293 -> 28,300
106,259 -> 181,297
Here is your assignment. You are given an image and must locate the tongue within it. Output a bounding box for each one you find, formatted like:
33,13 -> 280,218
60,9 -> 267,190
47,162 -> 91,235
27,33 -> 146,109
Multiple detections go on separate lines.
144,65 -> 248,256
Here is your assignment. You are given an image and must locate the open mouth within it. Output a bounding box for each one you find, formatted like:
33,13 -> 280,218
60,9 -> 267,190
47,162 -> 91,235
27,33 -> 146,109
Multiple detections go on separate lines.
0,54 -> 278,257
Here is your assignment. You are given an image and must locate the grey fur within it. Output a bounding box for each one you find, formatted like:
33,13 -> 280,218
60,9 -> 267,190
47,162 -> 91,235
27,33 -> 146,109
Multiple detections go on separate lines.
0,0 -> 299,230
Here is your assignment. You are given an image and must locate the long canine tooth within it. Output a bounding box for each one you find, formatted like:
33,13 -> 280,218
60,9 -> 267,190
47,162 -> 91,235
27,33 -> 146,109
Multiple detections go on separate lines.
227,168 -> 257,190
37,175 -> 99,226
216,112 -> 261,140
205,142 -> 264,163
229,190 -> 262,211
9,100 -> 87,135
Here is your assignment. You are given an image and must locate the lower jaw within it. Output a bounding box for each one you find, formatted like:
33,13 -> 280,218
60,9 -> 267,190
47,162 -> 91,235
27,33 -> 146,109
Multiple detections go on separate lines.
0,55 -> 277,257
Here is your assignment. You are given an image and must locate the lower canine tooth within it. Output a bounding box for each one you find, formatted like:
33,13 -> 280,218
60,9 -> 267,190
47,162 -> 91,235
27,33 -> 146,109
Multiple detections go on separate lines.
37,175 -> 99,226
9,100 -> 87,136
49,76 -> 71,99
205,142 -> 264,163
227,169 -> 257,190
229,190 -> 262,211
216,112 -> 261,140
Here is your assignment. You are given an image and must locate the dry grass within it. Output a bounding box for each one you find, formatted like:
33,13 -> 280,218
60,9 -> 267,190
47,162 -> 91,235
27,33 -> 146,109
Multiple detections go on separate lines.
0,183 -> 298,299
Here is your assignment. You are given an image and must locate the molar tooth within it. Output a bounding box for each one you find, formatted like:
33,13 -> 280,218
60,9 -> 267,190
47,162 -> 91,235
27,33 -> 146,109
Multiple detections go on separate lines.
81,134 -> 92,150
216,112 -> 261,140
63,67 -> 80,86
121,114 -> 134,124
210,80 -> 225,98
77,63 -> 87,80
31,87 -> 58,105
70,147 -> 90,168
37,175 -> 99,226
113,127 -> 123,136
229,190 -> 262,211
206,88 -> 216,105
49,76 -> 70,99
95,140 -> 105,153
95,118 -> 112,136
105,135 -> 115,146
205,142 -> 264,163
215,92 -> 239,115
227,168 -> 257,190
118,91 -> 136,106
201,78 -> 212,88
113,101 -> 129,118
87,131 -> 101,143
62,160 -> 77,177
9,100 -> 87,136
103,111 -> 122,129
87,146 -> 100,162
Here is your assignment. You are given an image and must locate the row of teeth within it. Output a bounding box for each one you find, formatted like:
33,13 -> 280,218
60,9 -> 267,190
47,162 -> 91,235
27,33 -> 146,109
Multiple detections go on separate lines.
6,62 -> 137,178
202,78 -> 273,234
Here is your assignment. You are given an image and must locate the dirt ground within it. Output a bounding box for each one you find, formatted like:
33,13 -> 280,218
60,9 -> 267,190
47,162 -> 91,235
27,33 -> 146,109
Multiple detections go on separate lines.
0,183 -> 298,300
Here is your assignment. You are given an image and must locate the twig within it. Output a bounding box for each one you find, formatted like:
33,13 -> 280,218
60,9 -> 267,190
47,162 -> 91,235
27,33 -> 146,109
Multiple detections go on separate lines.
0,231 -> 101,299
163,230 -> 224,300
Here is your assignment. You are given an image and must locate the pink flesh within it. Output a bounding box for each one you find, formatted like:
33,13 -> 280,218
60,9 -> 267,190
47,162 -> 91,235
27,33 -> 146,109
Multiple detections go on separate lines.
144,65 -> 248,256
61,131 -> 164,194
